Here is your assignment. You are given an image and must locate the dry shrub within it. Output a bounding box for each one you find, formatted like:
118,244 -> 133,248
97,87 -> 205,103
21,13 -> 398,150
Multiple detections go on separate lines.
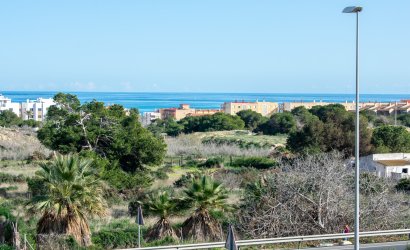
166,134 -> 270,157
0,127 -> 51,161
239,152 -> 410,238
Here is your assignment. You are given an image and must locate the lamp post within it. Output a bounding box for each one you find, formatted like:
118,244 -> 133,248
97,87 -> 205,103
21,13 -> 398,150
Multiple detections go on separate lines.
343,6 -> 363,250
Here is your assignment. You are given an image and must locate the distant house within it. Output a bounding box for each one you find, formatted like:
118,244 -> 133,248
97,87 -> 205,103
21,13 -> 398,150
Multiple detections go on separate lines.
361,153 -> 410,180
158,104 -> 220,121
141,112 -> 161,126
222,101 -> 278,116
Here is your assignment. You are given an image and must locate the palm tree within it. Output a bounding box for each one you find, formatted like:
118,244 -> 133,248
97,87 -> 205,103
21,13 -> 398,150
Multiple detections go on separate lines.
145,191 -> 179,241
29,154 -> 107,246
181,175 -> 229,242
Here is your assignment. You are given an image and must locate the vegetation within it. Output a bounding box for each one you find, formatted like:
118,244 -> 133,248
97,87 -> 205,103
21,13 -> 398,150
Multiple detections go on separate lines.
2,97 -> 410,249
0,110 -> 40,128
236,110 -> 268,130
256,112 -> 296,135
287,104 -> 373,156
371,125 -> 410,153
148,118 -> 184,137
239,152 -> 408,238
231,156 -> 277,169
396,178 -> 410,192
28,154 -> 107,247
398,114 -> 410,127
180,113 -> 245,133
37,93 -> 166,172
181,176 -> 229,241
198,157 -> 224,168
144,191 -> 179,241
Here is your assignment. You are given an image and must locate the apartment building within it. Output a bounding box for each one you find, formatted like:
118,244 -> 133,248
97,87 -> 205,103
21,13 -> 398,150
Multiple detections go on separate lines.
158,104 -> 220,121
141,111 -> 161,126
21,98 -> 55,121
0,94 -> 20,115
0,94 -> 55,122
222,101 -> 279,116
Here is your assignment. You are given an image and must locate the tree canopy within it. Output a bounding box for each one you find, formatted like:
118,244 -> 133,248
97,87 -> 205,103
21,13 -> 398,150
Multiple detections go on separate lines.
37,93 -> 166,172
256,112 -> 296,135
371,125 -> 410,153
287,104 -> 373,156
236,110 -> 268,130
0,110 -> 40,127
180,112 -> 245,133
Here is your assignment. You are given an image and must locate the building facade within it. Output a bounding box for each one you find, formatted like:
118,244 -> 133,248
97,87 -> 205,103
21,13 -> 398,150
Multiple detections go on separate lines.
282,100 -> 410,114
222,101 -> 279,116
20,98 -> 55,121
0,94 -> 20,116
361,153 -> 410,180
141,111 -> 161,126
0,94 -> 55,122
158,104 -> 220,121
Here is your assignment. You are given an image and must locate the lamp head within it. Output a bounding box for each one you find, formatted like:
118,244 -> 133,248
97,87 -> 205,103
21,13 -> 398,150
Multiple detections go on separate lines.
343,6 -> 363,13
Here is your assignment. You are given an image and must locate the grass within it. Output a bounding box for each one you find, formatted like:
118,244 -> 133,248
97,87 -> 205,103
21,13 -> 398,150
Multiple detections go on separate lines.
198,130 -> 287,147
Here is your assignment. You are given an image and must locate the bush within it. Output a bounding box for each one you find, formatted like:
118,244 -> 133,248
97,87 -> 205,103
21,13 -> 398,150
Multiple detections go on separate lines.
27,177 -> 48,196
198,157 -> 224,168
102,167 -> 153,191
0,173 -> 25,183
396,178 -> 410,192
231,157 -> 277,169
92,228 -> 140,249
152,169 -> 169,180
0,244 -> 14,250
173,172 -> 201,188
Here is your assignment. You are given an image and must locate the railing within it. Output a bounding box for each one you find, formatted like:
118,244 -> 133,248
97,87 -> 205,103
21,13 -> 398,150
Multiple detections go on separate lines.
118,229 -> 410,250
391,172 -> 410,180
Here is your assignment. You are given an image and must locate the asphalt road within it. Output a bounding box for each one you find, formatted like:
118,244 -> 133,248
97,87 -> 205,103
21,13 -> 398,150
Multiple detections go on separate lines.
296,241 -> 410,250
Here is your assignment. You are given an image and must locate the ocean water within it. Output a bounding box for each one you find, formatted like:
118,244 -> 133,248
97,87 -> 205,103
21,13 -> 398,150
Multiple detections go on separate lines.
2,91 -> 410,113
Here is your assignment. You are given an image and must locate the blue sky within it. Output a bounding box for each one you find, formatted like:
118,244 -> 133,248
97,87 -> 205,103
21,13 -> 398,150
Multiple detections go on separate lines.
0,0 -> 409,94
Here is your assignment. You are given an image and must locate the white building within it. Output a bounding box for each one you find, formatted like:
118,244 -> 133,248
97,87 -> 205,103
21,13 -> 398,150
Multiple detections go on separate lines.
361,153 -> 410,180
0,94 -> 55,122
141,112 -> 161,126
21,98 -> 55,121
0,94 -> 20,116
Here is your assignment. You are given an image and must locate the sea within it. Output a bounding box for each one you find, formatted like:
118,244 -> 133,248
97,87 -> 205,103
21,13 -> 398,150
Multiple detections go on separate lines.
2,91 -> 410,113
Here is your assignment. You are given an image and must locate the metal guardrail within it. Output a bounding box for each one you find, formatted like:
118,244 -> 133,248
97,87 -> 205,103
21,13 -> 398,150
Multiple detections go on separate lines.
118,229 -> 410,250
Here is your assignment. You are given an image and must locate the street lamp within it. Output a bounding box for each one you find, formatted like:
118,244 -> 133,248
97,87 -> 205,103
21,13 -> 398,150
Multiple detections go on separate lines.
343,6 -> 363,250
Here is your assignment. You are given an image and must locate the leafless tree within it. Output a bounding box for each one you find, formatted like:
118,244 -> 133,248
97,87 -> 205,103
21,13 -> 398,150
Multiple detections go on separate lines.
238,152 -> 410,238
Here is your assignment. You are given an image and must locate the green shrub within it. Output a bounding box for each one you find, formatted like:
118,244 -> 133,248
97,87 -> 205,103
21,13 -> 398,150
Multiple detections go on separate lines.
145,236 -> 177,247
27,177 -> 48,196
231,157 -> 277,169
0,173 -> 25,183
396,178 -> 410,192
102,167 -> 153,191
173,172 -> 200,188
152,169 -> 169,180
182,158 -> 201,167
92,228 -> 140,249
0,244 -> 14,250
198,157 -> 224,168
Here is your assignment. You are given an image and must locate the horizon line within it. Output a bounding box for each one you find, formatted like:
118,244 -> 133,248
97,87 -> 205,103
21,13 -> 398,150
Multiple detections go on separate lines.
2,90 -> 410,96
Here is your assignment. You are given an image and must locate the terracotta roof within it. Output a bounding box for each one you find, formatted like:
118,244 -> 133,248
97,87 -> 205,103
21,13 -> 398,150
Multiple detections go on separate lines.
376,160 -> 410,167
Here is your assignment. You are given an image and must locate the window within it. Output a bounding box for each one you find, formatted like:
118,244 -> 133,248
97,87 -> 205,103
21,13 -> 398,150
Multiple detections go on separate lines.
38,108 -> 42,111
402,168 -> 408,174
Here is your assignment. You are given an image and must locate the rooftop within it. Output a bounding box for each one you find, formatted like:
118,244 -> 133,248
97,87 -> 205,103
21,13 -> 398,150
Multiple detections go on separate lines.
376,160 -> 410,167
